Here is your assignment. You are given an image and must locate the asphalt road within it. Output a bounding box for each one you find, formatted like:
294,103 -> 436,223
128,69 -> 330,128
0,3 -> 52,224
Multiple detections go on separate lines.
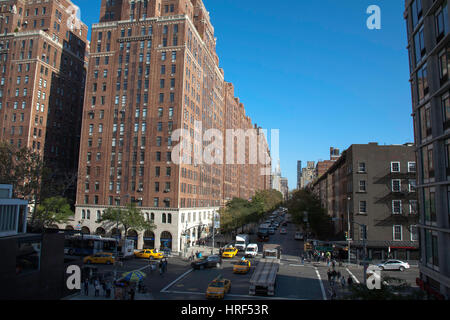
70,215 -> 419,300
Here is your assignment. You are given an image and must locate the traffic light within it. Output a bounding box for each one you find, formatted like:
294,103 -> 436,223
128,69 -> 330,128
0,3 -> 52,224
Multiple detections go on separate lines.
345,231 -> 348,239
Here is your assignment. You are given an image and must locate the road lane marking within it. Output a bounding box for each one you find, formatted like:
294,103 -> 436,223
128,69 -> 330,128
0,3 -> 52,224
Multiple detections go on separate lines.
314,267 -> 327,301
289,264 -> 305,267
346,268 -> 360,284
162,290 -> 306,300
160,268 -> 193,293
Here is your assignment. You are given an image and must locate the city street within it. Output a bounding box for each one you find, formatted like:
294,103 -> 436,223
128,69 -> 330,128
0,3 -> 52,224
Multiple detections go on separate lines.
67,219 -> 419,300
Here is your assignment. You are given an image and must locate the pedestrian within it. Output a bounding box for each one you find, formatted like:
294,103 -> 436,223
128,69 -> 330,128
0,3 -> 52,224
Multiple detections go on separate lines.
301,254 -> 305,264
337,270 -> 341,279
327,269 -> 331,282
347,275 -> 353,287
105,281 -> 111,298
94,279 -> 100,297
340,276 -> 346,288
330,287 -> 337,300
83,278 -> 89,296
332,259 -> 336,269
129,287 -> 135,300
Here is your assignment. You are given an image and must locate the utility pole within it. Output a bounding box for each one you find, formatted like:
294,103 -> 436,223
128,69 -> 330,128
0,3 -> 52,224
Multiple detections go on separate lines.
347,196 -> 351,265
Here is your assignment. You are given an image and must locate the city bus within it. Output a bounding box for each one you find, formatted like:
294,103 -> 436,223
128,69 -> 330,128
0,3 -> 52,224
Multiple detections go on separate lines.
64,235 -> 117,256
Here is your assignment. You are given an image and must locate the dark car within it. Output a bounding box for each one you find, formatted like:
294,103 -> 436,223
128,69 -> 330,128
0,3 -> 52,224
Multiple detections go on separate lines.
191,255 -> 222,270
282,221 -> 288,226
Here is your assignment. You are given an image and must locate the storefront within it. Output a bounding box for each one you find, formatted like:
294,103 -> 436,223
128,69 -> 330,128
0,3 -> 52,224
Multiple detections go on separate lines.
160,231 -> 172,250
143,231 -> 155,249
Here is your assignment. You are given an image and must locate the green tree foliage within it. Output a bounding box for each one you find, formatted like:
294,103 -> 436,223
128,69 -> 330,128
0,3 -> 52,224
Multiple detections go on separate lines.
0,142 -> 47,200
219,189 -> 283,233
286,189 -> 334,239
34,196 -> 73,230
100,202 -> 155,236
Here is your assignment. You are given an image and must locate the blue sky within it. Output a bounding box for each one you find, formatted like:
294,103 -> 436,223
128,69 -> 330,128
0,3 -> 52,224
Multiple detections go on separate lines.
76,0 -> 413,190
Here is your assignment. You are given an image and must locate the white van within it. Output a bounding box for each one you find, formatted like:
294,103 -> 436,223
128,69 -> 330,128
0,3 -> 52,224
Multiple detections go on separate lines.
245,243 -> 258,258
235,234 -> 249,251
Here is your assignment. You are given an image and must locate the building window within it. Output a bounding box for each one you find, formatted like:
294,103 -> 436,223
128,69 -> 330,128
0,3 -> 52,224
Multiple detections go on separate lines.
408,161 -> 416,172
423,187 -> 437,223
409,179 -> 416,192
416,63 -> 428,101
359,201 -> 367,214
359,180 -> 366,192
435,1 -> 449,42
414,26 -> 425,66
393,225 -> 402,241
438,46 -> 450,85
390,162 -> 400,173
442,93 -> 450,130
392,200 -> 402,214
392,179 -> 401,192
409,200 -> 418,215
358,162 -> 366,173
16,240 -> 41,275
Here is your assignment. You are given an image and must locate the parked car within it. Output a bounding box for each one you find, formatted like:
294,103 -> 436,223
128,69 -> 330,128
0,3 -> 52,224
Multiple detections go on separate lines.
191,255 -> 222,270
377,260 -> 410,271
268,227 -> 275,235
84,252 -> 115,265
280,228 -> 287,234
281,221 -> 288,226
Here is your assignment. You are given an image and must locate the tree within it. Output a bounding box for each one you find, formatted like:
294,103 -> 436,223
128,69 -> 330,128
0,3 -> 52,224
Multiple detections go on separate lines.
34,196 -> 73,230
0,142 -> 49,229
100,202 -> 155,237
218,189 -> 283,234
287,189 -> 335,239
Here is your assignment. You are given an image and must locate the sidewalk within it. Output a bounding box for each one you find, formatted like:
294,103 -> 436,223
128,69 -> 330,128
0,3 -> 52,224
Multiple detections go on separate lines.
64,282 -> 155,300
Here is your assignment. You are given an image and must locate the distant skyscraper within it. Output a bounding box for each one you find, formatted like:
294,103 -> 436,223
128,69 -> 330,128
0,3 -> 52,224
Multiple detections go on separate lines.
300,161 -> 316,188
272,159 -> 282,193
297,160 -> 302,189
280,177 -> 288,200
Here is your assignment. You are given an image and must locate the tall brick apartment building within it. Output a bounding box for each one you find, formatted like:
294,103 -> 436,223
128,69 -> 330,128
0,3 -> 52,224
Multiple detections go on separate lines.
0,0 -> 88,202
67,0 -> 271,253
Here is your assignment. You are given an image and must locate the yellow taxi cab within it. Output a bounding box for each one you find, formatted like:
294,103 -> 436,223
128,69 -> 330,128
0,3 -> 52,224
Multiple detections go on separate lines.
221,247 -> 238,258
134,249 -> 164,259
233,259 -> 251,274
84,252 -> 115,265
205,276 -> 231,299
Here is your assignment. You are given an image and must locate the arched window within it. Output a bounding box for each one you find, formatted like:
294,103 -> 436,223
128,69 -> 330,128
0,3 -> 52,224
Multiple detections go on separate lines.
188,212 -> 191,222
145,213 -> 149,221
82,209 -> 86,219
168,213 -> 172,224
151,212 -> 155,221
162,213 -> 166,223
96,210 -> 101,221
87,210 -> 91,219
181,213 -> 184,223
